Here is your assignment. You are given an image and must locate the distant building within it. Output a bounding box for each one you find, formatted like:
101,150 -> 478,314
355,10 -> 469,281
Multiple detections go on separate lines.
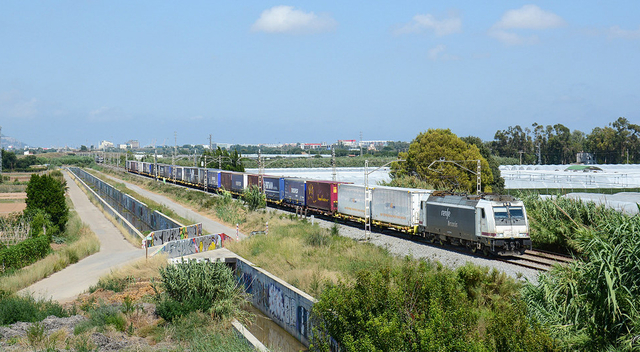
338,139 -> 357,148
99,140 -> 114,150
303,143 -> 323,150
126,140 -> 140,149
119,144 -> 129,150
577,152 -> 595,165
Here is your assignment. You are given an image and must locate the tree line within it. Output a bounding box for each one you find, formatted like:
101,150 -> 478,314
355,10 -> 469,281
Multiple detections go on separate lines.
492,117 -> 639,165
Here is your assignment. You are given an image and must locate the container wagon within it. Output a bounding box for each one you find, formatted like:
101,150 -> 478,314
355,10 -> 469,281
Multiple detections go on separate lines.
306,180 -> 345,214
370,186 -> 432,233
283,178 -> 306,206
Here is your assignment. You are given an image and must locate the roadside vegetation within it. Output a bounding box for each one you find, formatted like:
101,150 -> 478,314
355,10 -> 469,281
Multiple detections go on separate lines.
0,172 -> 100,294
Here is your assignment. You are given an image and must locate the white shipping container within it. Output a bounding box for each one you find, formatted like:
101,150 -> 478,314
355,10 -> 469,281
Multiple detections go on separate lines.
371,186 -> 432,227
337,184 -> 368,218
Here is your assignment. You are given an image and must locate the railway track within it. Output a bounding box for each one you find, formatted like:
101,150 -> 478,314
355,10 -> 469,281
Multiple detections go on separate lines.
500,249 -> 574,272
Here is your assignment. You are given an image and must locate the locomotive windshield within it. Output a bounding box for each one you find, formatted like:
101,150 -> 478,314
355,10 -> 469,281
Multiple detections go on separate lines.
493,206 -> 525,221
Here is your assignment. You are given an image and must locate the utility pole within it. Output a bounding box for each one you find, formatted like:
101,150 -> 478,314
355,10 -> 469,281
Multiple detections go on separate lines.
209,134 -> 212,151
331,146 -> 336,181
258,149 -> 264,194
360,131 -> 363,157
518,150 -> 524,165
173,131 -> 177,181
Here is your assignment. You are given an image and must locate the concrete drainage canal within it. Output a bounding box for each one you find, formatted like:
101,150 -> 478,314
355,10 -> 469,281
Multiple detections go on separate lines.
244,305 -> 308,352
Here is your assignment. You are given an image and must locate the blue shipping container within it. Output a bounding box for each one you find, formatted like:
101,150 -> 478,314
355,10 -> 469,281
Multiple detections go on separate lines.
231,173 -> 245,193
284,178 -> 306,206
263,176 -> 285,201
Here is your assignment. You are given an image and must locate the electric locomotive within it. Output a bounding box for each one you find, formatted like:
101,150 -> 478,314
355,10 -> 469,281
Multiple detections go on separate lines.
420,192 -> 531,255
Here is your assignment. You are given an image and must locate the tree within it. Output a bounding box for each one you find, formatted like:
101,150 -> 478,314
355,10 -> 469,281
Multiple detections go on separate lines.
80,145 -> 88,152
25,172 -> 69,235
2,150 -> 17,171
391,129 -> 493,193
199,147 -> 245,172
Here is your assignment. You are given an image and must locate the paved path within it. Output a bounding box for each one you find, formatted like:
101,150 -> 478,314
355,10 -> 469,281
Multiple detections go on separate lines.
20,171 -> 144,303
100,172 -> 245,238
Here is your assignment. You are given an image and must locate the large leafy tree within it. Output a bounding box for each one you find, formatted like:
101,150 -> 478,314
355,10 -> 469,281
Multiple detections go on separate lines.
200,147 -> 245,172
391,129 -> 493,193
25,172 -> 68,235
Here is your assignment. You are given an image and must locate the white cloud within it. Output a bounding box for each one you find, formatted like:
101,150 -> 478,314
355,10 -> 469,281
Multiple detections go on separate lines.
427,44 -> 460,61
395,13 -> 462,36
489,30 -> 539,46
493,5 -> 565,30
251,6 -> 337,34
490,5 -> 564,45
607,25 -> 640,39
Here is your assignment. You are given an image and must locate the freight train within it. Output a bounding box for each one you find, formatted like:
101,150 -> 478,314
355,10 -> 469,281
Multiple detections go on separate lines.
126,160 -> 531,255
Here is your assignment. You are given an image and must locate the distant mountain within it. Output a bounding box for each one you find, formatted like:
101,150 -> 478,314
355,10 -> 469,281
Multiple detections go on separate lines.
1,135 -> 28,150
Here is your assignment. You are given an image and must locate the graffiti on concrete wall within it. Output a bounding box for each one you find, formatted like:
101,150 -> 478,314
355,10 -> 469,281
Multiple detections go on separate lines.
159,233 -> 232,257
149,223 -> 203,247
236,260 -> 313,346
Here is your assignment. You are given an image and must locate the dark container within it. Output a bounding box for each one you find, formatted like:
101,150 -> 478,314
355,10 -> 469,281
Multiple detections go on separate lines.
175,167 -> 183,181
231,173 -> 246,193
247,174 -> 259,189
220,171 -> 232,191
283,178 -> 306,206
306,180 -> 344,213
263,176 -> 284,201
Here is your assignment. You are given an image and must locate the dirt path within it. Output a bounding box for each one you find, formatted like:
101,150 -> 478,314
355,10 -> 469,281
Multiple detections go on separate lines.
99,172 -> 246,239
0,192 -> 27,199
19,171 -> 144,303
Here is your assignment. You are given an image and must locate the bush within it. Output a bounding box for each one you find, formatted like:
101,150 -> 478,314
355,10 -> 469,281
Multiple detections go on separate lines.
0,294 -> 69,326
311,259 -> 555,352
0,234 -> 51,273
75,303 -> 126,334
89,275 -> 135,293
241,185 -> 266,211
155,260 -> 247,322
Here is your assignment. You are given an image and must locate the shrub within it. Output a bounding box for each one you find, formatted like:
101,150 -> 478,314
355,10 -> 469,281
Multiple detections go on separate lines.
155,260 -> 247,322
241,185 -> 266,211
0,234 -> 51,273
75,303 -> 127,334
0,294 -> 69,326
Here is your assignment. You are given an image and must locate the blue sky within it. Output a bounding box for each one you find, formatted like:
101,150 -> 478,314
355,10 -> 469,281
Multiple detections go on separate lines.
1,1 -> 639,148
